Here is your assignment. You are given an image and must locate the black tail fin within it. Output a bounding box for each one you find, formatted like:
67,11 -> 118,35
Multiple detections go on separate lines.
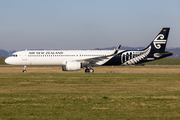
146,28 -> 170,53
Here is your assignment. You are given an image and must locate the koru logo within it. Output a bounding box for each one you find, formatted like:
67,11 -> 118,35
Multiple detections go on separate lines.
153,34 -> 166,49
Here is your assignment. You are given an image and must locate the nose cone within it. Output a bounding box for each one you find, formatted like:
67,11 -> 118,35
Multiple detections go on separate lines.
5,57 -> 12,65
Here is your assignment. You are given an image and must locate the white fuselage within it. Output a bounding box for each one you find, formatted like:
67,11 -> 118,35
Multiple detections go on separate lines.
5,50 -> 123,66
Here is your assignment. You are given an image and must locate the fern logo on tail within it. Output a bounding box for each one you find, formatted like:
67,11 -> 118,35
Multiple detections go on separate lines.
121,46 -> 151,65
153,34 -> 166,49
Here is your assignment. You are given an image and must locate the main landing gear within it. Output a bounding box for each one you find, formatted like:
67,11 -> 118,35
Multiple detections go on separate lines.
22,66 -> 27,73
85,67 -> 94,73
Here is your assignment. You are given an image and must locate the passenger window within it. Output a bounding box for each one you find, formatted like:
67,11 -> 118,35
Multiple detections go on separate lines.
12,54 -> 17,57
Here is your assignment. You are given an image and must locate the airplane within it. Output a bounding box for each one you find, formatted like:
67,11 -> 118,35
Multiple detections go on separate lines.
5,28 -> 173,73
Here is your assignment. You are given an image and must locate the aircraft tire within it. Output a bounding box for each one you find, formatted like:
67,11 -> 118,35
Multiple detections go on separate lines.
89,68 -> 94,73
85,69 -> 89,73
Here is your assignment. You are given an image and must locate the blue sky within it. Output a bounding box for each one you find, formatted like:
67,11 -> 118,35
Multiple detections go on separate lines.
0,0 -> 180,51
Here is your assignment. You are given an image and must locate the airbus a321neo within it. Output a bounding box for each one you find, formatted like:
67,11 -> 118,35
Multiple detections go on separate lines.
5,28 -> 173,73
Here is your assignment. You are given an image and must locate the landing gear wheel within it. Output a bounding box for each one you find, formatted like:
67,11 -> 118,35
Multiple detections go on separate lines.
89,68 -> 94,73
85,68 -> 89,73
85,68 -> 94,73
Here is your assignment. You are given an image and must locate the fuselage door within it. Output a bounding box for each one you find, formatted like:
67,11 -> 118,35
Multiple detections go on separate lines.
22,51 -> 27,61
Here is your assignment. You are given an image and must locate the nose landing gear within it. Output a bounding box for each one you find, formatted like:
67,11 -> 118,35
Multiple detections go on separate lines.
22,66 -> 27,73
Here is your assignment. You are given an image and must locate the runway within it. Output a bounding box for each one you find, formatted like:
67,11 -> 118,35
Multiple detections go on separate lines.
0,65 -> 180,73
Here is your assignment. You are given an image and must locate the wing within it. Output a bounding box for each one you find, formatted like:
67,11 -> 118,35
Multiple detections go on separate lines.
77,45 -> 121,65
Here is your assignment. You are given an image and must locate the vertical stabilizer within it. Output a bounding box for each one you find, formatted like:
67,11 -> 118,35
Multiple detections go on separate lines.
147,28 -> 170,53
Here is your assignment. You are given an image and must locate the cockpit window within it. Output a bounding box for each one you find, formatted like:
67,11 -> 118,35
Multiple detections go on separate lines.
11,54 -> 18,57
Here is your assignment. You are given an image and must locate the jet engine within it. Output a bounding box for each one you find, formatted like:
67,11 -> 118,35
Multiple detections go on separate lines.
62,61 -> 81,71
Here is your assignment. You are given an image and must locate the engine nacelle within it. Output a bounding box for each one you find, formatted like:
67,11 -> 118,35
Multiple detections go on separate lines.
62,61 -> 81,71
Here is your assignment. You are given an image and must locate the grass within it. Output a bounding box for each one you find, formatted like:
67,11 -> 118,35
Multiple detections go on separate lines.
0,73 -> 180,119
0,58 -> 6,65
146,58 -> 180,65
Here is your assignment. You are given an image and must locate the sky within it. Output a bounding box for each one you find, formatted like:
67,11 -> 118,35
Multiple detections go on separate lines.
0,0 -> 180,51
